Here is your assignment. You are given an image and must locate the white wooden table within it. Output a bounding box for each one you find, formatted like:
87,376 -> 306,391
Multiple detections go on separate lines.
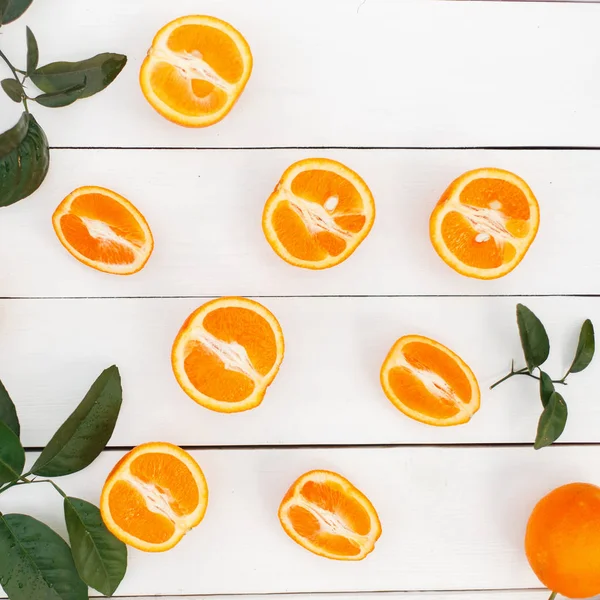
1,0 -> 600,598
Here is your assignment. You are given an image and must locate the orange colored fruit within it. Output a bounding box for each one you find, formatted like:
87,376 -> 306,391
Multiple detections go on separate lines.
380,334 -> 480,426
52,186 -> 154,275
100,442 -> 208,552
279,470 -> 381,561
140,15 -> 253,127
262,158 -> 376,269
430,168 -> 540,279
526,483 -> 600,599
172,297 -> 284,413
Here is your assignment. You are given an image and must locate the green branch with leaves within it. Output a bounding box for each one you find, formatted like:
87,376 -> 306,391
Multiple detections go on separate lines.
0,0 -> 126,207
0,366 -> 128,599
491,304 -> 595,449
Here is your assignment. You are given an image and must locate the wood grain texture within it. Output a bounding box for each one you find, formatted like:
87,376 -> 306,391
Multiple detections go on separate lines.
1,446 -> 594,596
0,0 -> 600,148
0,148 -> 599,297
0,296 -> 596,448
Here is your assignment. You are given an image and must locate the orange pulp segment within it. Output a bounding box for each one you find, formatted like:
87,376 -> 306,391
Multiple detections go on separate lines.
100,442 -> 208,552
429,168 -> 540,279
172,297 -> 285,413
279,470 -> 381,560
140,15 -> 253,127
52,186 -> 154,275
380,335 -> 480,426
262,158 -> 376,269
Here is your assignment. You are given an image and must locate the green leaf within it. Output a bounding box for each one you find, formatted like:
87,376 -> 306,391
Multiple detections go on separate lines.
31,365 -> 122,477
64,497 -> 127,596
534,391 -> 568,449
1,78 -> 24,103
0,421 -> 24,484
31,53 -> 127,99
0,0 -> 33,24
0,378 -> 20,437
566,319 -> 595,375
34,81 -> 85,108
26,26 -> 39,73
0,513 -> 87,600
516,304 -> 550,373
0,0 -> 8,24
0,112 -> 49,207
539,371 -> 555,409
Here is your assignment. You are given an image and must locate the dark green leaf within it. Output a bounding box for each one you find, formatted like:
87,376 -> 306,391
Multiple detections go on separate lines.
31,365 -> 122,477
516,304 -> 550,373
34,82 -> 85,108
0,378 -> 19,437
0,0 -> 33,24
31,53 -> 127,99
567,319 -> 595,375
539,371 -> 555,409
26,27 -> 39,73
64,497 -> 127,596
0,112 -> 49,207
0,421 -> 24,484
0,513 -> 87,600
1,78 -> 24,103
534,391 -> 568,449
0,0 -> 8,24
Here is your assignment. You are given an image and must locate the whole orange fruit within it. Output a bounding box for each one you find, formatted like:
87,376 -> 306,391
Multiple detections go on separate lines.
525,482 -> 600,598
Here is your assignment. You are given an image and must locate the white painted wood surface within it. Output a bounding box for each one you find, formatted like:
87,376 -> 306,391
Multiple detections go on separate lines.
1,0 -> 598,598
109,596 -> 550,600
0,296 -> 596,448
1,148 -> 599,297
1,1 -> 600,148
1,447 -> 596,596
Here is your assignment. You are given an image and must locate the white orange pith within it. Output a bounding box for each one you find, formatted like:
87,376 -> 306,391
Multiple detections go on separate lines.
172,297 -> 285,413
140,15 -> 253,127
279,470 -> 381,560
100,442 -> 208,552
262,158 -> 376,269
380,335 -> 480,427
429,168 -> 540,279
52,186 -> 154,275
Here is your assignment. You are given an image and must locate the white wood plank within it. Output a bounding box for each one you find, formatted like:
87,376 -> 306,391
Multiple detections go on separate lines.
108,594 -> 549,600
0,148 -> 599,297
1,446 -> 595,595
1,1 -> 600,147
2,296 -> 597,447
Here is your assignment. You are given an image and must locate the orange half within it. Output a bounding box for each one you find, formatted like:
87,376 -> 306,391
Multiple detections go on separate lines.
140,15 -> 253,127
430,168 -> 540,279
100,442 -> 208,552
279,470 -> 381,561
262,158 -> 376,269
380,335 -> 480,426
172,297 -> 285,413
52,186 -> 154,275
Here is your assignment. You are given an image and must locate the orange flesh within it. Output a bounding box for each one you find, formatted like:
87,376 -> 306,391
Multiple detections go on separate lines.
459,178 -> 530,220
386,341 -> 473,419
60,193 -> 145,265
271,169 -> 367,262
130,453 -> 199,517
108,480 -> 176,544
182,306 -> 277,403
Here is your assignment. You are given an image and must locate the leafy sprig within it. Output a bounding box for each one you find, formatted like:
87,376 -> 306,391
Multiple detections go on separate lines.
0,0 -> 127,207
0,366 -> 128,599
491,304 -> 595,449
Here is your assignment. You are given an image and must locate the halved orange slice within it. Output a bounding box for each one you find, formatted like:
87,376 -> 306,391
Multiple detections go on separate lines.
262,158 -> 376,269
172,297 -> 284,413
52,186 -> 154,275
279,470 -> 381,561
100,442 -> 208,552
380,335 -> 480,426
430,168 -> 540,279
140,15 -> 253,127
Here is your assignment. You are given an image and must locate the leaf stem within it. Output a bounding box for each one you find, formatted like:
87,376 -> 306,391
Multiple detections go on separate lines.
490,365 -> 568,390
548,592 -> 558,600
0,48 -> 29,112
0,476 -> 66,498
